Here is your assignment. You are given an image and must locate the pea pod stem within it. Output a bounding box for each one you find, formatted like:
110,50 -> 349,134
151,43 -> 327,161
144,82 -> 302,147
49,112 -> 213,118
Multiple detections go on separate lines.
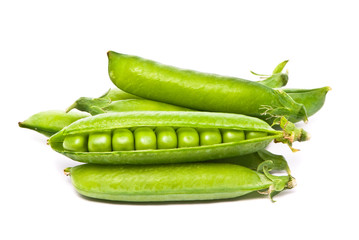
252,60 -> 289,88
257,160 -> 296,202
66,97 -> 111,115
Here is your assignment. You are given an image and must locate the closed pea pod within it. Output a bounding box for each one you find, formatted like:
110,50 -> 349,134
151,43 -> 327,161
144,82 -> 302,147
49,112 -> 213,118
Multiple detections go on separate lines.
18,110 -> 89,137
49,111 -> 308,165
107,52 -> 308,123
64,160 -> 295,202
67,61 -> 288,116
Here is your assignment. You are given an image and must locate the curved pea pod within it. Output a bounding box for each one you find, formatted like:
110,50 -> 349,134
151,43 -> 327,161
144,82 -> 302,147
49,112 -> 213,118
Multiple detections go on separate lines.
284,86 -> 331,121
49,111 -> 309,164
64,160 -> 295,202
108,52 -> 308,123
18,110 -> 89,137
70,59 -> 289,114
67,98 -> 192,116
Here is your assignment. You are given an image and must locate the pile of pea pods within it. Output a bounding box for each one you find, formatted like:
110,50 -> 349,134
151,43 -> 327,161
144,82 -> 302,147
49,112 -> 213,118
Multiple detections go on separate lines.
19,52 -> 330,202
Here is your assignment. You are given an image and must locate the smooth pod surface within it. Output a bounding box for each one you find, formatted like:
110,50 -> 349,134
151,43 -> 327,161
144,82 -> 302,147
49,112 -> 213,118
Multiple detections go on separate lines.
108,51 -> 308,122
65,162 -> 293,202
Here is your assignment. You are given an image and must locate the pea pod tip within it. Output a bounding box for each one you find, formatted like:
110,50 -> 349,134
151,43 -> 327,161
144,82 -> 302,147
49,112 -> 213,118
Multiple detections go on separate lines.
64,167 -> 71,176
107,51 -> 116,58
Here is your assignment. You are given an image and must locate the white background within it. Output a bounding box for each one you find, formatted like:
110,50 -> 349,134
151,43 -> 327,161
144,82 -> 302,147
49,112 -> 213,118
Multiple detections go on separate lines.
1,1 -> 358,239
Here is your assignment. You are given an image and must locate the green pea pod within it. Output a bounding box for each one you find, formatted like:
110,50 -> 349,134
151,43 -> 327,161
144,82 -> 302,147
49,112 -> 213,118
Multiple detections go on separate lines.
213,149 -> 291,174
64,160 -> 295,202
283,86 -> 331,119
49,111 -> 308,164
108,51 -> 308,123
67,61 -> 289,115
67,85 -> 329,122
26,85 -> 327,138
18,110 -> 89,137
67,98 -> 192,115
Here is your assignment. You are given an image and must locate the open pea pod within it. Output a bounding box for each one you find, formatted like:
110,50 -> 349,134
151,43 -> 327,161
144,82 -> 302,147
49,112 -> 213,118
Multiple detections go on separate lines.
49,111 -> 308,165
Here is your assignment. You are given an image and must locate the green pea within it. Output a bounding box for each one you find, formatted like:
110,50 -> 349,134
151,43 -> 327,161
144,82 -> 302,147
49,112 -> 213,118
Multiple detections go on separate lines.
134,127 -> 156,150
112,129 -> 134,151
221,129 -> 245,143
246,131 -> 268,140
88,131 -> 112,152
63,134 -> 88,152
155,127 -> 177,149
177,127 -> 199,148
198,128 -> 222,146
